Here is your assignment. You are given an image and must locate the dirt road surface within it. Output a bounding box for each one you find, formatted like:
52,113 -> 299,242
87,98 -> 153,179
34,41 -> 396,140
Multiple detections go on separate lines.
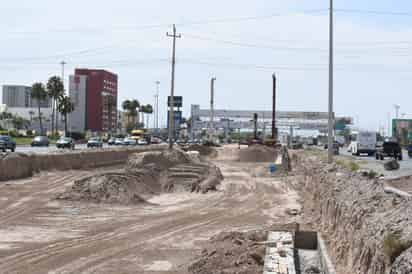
0,146 -> 300,274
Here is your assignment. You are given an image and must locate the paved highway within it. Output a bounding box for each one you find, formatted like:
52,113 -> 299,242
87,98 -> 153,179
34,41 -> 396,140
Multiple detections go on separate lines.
339,146 -> 412,179
14,144 -> 121,154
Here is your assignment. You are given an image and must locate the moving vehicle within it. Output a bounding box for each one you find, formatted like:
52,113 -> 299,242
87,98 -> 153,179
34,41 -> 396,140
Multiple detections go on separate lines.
114,138 -> 124,146
31,136 -> 49,147
130,129 -> 146,142
123,137 -> 137,146
56,137 -> 75,149
350,131 -> 377,156
335,135 -> 345,147
375,139 -> 402,161
0,135 -> 16,152
87,137 -> 103,148
138,139 -> 148,145
107,137 -> 116,145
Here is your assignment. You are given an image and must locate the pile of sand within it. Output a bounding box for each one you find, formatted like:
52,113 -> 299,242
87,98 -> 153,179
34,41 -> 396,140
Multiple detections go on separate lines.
188,231 -> 267,274
238,144 -> 278,162
58,149 -> 223,204
57,173 -> 158,204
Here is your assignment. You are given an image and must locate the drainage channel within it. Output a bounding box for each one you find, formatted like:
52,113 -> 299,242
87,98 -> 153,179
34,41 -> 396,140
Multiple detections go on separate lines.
263,231 -> 336,274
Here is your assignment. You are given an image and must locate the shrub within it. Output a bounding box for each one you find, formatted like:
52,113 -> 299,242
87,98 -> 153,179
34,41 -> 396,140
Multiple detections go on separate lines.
383,233 -> 412,263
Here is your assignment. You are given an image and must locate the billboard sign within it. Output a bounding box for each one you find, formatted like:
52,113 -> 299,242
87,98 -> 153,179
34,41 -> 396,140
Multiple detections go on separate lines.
167,96 -> 183,108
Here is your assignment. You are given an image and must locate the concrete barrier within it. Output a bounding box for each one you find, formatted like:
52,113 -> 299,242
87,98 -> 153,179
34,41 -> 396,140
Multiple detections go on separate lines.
0,145 -> 167,182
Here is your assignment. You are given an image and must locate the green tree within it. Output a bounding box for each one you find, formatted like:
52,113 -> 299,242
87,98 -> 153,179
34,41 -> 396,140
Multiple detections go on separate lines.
31,82 -> 47,135
46,76 -> 64,136
57,95 -> 75,137
122,99 -> 140,132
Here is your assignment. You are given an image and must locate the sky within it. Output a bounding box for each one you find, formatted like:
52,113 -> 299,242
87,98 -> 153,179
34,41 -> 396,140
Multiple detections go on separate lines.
1,0 -> 412,131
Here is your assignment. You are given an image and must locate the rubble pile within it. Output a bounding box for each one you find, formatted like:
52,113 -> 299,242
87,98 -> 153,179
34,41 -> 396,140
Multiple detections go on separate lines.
238,145 -> 278,162
58,149 -> 223,204
292,153 -> 412,274
188,231 -> 267,274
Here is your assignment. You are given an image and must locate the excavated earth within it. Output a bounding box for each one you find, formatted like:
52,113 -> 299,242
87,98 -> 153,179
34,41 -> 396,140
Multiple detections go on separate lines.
0,145 -> 301,274
57,149 -> 223,204
289,151 -> 412,274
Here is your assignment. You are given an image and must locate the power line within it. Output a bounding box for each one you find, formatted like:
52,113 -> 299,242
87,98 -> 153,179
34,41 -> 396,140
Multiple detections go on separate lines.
335,9 -> 412,17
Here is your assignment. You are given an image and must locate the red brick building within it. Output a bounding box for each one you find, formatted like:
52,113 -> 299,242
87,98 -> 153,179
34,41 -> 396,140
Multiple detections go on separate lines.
74,69 -> 118,132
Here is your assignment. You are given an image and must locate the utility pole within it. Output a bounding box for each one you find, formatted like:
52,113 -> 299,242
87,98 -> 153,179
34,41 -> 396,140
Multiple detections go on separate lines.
327,0 -> 334,163
167,24 -> 181,149
272,73 -> 277,142
209,77 -> 216,141
154,81 -> 160,134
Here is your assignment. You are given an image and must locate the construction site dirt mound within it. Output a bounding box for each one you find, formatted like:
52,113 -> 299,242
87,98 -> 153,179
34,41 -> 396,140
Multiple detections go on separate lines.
56,172 -> 158,204
238,144 -> 278,162
58,149 -> 223,204
188,231 -> 267,274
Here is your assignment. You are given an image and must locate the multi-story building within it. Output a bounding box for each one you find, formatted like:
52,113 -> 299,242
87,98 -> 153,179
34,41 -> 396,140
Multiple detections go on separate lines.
69,69 -> 118,133
2,85 -> 51,108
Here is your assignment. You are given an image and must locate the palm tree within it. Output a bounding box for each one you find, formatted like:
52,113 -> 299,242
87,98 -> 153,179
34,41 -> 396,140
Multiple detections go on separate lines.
122,99 -> 139,131
144,104 -> 153,129
57,95 -> 74,137
122,99 -> 132,128
31,82 -> 47,135
46,76 -> 64,136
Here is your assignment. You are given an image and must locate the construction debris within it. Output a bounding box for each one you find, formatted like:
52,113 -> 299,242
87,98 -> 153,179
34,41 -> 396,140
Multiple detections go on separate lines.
384,159 -> 400,171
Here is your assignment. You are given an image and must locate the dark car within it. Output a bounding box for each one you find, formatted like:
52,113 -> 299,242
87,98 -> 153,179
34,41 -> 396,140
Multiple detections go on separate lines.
31,136 -> 49,147
56,137 -> 75,149
0,135 -> 16,152
375,139 -> 402,161
87,137 -> 103,148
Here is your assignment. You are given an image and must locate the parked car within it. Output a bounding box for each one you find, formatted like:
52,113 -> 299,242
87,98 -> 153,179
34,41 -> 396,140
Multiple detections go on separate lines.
375,139 -> 402,161
123,137 -> 137,146
138,139 -> 149,145
31,136 -> 49,147
0,135 -> 16,152
108,137 -> 116,145
114,138 -> 124,146
87,137 -> 103,148
56,137 -> 75,149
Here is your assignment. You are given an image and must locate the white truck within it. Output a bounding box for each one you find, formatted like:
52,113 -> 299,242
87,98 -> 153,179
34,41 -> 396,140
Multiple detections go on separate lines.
350,131 -> 377,156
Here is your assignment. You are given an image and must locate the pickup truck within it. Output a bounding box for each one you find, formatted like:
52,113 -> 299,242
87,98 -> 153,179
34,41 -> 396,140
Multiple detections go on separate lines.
375,140 -> 402,161
0,135 -> 16,152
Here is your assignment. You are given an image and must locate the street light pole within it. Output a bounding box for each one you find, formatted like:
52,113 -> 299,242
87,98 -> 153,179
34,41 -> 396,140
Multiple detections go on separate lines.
327,0 -> 334,163
155,81 -> 160,134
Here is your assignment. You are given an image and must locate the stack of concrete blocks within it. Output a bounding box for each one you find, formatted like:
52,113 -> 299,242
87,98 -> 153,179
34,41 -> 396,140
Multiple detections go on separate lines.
263,231 -> 296,274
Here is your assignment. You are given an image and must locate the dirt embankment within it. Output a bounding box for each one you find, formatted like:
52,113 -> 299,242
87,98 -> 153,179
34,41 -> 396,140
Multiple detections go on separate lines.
57,149 -> 223,204
290,152 -> 412,274
0,146 -> 166,181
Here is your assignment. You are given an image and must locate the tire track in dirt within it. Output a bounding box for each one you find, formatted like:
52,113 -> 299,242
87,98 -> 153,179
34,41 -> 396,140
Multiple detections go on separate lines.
0,173 -> 85,225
